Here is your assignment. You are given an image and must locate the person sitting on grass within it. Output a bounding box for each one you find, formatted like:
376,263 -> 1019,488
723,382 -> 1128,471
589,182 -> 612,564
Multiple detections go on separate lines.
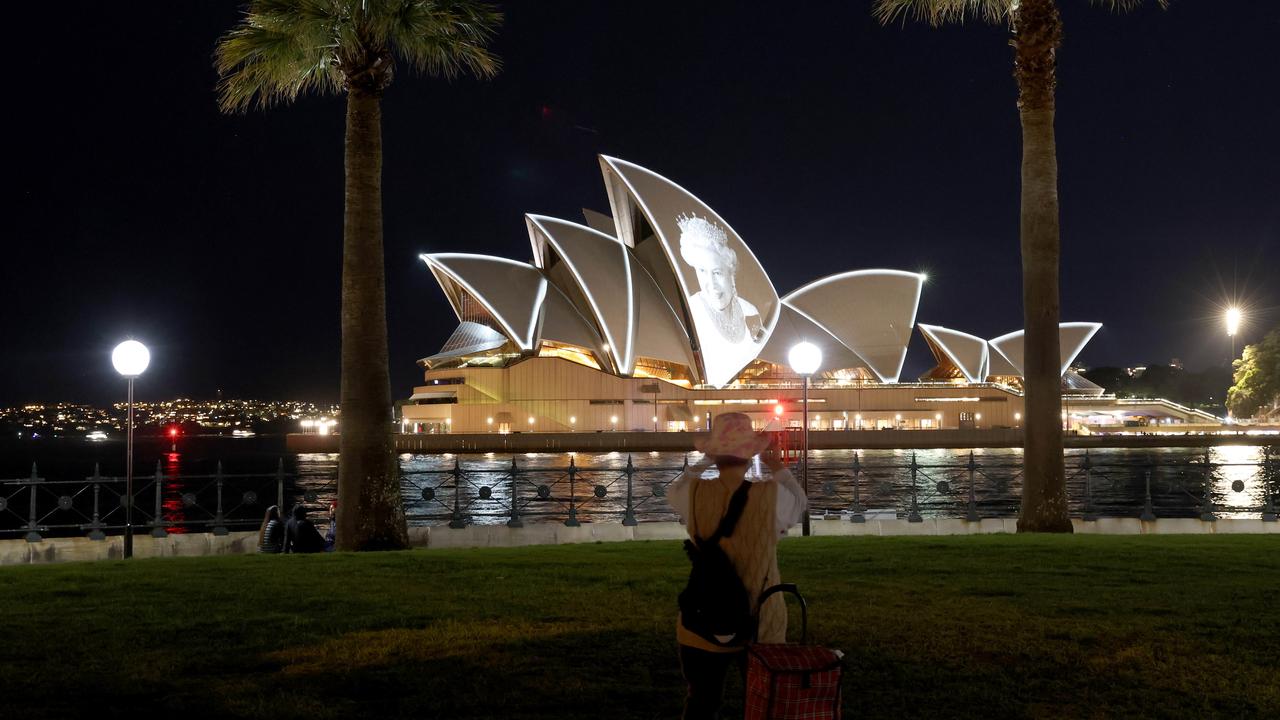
283,504 -> 326,554
669,412 -> 807,720
257,505 -> 285,554
323,501 -> 337,552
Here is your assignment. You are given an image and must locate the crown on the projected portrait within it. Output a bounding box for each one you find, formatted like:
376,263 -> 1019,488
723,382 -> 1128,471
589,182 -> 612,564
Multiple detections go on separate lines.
677,213 -> 737,272
676,213 -> 729,247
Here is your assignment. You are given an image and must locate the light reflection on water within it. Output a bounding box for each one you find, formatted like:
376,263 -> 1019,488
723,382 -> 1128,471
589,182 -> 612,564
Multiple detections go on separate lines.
291,446 -> 1276,526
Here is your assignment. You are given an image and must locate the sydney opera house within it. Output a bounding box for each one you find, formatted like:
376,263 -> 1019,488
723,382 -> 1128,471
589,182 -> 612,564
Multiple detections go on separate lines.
402,156 -> 1209,435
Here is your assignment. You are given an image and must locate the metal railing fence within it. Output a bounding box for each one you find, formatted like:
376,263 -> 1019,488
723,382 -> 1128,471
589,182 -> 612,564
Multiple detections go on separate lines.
3,448 -> 1275,539
0,460 -> 289,542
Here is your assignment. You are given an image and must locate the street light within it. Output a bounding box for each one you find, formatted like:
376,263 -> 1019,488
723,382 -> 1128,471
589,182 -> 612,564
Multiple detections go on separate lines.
112,340 -> 149,559
1226,306 -> 1242,361
788,341 -> 822,537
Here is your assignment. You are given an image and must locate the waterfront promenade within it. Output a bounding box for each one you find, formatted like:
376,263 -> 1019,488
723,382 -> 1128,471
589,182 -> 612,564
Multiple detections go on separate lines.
3,515 -> 1277,565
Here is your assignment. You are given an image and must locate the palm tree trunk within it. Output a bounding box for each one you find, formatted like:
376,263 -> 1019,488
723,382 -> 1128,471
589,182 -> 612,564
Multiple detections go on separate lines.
1014,0 -> 1072,533
336,87 -> 409,550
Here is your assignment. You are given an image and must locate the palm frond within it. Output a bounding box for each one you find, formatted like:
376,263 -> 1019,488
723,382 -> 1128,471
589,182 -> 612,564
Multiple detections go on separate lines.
214,0 -> 343,113
378,0 -> 502,80
872,0 -> 1012,27
215,0 -> 502,112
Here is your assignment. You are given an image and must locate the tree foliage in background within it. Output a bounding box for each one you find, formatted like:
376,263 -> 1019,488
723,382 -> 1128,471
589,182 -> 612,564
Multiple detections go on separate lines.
1082,365 -> 1232,412
1228,328 -> 1280,420
215,1 -> 501,550
873,0 -> 1168,532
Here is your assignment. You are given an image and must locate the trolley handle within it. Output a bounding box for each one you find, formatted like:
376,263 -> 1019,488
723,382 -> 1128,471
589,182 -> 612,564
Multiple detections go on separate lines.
758,583 -> 807,644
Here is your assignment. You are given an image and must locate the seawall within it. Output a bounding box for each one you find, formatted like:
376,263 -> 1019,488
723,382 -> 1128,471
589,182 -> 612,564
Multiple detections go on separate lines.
4,517 -> 1275,565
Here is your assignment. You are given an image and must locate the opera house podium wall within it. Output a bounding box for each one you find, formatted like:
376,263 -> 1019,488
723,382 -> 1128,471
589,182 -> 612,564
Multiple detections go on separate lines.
402,356 -> 1024,434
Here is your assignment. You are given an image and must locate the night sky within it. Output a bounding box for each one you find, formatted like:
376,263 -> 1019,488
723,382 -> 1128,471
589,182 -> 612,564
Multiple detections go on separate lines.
6,1 -> 1277,406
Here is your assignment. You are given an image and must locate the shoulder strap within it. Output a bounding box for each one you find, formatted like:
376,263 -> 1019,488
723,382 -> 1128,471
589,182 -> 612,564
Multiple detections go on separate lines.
707,480 -> 752,544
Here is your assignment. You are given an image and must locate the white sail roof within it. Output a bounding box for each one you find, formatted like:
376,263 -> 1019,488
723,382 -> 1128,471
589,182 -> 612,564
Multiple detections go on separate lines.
581,208 -> 617,236
784,270 -> 924,383
759,303 -> 870,373
539,282 -> 609,361
988,322 -> 1103,377
421,253 -> 546,351
525,214 -> 695,374
598,155 -> 780,387
422,252 -> 608,363
527,215 -> 635,373
918,324 -> 990,382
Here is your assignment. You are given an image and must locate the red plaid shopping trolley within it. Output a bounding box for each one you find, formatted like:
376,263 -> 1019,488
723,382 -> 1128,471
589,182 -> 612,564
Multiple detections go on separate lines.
745,584 -> 844,720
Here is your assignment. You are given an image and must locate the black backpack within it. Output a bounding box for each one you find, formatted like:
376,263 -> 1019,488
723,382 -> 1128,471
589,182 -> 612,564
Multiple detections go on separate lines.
678,479 -> 756,647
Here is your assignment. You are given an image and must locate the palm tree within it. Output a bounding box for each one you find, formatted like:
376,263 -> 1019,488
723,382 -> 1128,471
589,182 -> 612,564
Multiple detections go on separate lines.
216,1 -> 501,550
873,0 -> 1167,532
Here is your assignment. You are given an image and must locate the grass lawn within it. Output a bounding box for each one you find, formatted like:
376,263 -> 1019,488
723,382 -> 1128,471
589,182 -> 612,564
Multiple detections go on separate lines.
1,535 -> 1277,719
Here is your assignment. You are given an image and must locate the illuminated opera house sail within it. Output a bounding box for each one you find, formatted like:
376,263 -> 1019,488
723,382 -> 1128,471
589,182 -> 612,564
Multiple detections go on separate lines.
403,156 -> 1132,435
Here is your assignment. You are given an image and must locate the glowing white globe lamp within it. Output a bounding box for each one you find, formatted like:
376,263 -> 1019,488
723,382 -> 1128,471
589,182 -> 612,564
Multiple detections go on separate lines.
788,342 -> 822,376
112,340 -> 150,378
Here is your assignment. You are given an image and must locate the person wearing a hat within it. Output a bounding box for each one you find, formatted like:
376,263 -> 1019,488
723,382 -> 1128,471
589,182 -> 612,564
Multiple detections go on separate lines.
669,412 -> 806,719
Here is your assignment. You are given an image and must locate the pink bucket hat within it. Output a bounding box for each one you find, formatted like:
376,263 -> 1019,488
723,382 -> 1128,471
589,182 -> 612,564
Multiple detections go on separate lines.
695,412 -> 770,459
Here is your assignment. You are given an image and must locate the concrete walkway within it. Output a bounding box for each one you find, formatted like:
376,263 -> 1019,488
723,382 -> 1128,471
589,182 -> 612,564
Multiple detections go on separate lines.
2,517 -> 1274,565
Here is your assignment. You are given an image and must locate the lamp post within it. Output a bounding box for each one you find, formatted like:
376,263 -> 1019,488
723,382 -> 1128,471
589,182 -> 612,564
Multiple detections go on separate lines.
112,340 -> 150,559
788,341 -> 822,537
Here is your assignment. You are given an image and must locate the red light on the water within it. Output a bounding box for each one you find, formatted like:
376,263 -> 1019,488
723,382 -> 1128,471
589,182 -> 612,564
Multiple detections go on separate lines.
168,427 -> 179,438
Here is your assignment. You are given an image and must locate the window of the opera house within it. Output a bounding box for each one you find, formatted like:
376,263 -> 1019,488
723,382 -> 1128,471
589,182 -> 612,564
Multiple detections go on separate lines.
415,397 -> 457,405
